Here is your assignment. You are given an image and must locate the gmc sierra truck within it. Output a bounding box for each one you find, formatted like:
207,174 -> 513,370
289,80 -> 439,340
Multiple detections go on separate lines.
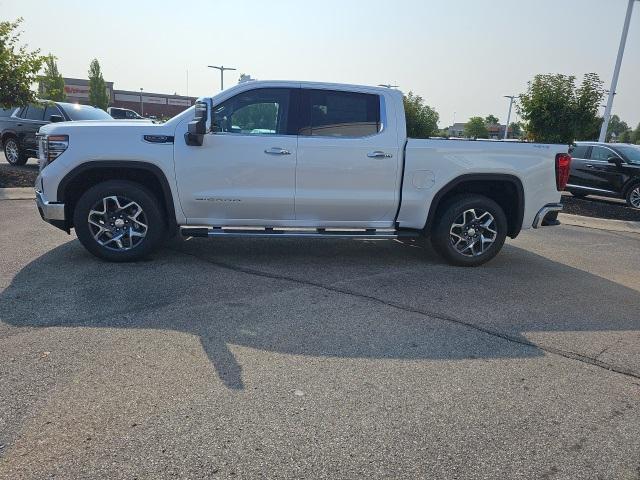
34,81 -> 570,266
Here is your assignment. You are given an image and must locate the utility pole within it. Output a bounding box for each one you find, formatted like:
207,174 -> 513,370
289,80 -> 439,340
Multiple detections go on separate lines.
139,88 -> 144,116
208,65 -> 237,91
503,95 -> 516,140
599,0 -> 637,142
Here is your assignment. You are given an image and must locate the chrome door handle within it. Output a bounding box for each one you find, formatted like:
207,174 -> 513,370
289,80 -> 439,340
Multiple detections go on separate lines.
264,147 -> 291,155
586,164 -> 595,168
367,151 -> 393,158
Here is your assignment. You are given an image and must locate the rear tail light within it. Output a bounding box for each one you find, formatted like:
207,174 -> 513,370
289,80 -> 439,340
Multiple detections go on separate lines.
555,153 -> 571,191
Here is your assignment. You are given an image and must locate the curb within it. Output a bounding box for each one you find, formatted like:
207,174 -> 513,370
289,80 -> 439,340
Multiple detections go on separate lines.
559,213 -> 640,235
0,187 -> 34,201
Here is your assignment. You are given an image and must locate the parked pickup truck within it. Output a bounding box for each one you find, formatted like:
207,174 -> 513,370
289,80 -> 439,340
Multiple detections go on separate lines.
34,81 -> 570,266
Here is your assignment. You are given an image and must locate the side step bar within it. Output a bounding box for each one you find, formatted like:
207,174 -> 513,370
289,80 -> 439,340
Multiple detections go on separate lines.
181,227 -> 420,240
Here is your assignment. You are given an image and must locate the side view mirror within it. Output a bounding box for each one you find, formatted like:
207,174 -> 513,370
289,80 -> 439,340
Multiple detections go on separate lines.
185,99 -> 212,146
607,155 -> 622,165
49,115 -> 64,123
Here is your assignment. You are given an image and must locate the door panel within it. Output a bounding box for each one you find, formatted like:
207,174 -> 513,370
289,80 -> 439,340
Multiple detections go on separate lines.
174,88 -> 297,224
20,104 -> 47,153
295,89 -> 401,224
585,146 -> 625,193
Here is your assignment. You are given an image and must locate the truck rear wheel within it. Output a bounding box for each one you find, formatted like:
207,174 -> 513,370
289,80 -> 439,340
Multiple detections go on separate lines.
73,180 -> 166,262
431,194 -> 507,267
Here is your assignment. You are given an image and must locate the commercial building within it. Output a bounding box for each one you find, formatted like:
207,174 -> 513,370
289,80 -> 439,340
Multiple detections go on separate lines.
40,78 -> 197,118
447,122 -> 513,139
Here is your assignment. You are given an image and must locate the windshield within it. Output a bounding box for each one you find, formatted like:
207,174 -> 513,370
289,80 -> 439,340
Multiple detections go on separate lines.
616,146 -> 640,164
62,104 -> 113,121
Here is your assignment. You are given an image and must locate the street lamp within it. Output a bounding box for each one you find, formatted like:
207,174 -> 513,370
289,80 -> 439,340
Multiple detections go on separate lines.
378,84 -> 399,89
208,65 -> 237,91
139,88 -> 144,116
503,95 -> 516,140
599,0 -> 638,142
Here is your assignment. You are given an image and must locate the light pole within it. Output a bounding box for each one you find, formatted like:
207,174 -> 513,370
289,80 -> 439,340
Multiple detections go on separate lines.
208,65 -> 237,91
139,88 -> 144,116
503,95 -> 516,140
599,0 -> 637,142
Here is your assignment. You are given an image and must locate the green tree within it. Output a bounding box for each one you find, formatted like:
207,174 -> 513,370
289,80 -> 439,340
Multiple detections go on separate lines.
632,123 -> 640,145
403,91 -> 439,138
485,114 -> 499,125
618,129 -> 632,143
464,116 -> 489,139
606,114 -> 630,142
0,18 -> 45,108
88,58 -> 109,110
39,54 -> 66,101
517,73 -> 605,144
509,121 -> 523,139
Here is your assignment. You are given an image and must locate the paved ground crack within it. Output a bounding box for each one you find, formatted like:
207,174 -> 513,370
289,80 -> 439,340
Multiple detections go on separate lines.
170,247 -> 640,382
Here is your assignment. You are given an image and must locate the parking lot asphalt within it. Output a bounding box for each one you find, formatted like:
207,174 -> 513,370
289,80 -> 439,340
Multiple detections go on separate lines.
0,199 -> 639,479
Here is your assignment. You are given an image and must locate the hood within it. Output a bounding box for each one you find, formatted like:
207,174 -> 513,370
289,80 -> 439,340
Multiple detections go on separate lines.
40,120 -> 162,134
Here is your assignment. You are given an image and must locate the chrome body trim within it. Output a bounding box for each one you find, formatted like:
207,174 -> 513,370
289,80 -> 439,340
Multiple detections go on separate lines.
181,227 -> 420,240
565,184 -> 618,194
35,190 -> 66,221
532,203 -> 563,229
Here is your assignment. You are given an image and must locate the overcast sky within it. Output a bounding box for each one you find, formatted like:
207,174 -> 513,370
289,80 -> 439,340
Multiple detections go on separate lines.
3,0 -> 639,127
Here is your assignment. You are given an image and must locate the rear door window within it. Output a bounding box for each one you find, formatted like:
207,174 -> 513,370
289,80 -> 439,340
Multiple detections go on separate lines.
299,89 -> 381,137
24,104 -> 45,121
569,145 -> 589,159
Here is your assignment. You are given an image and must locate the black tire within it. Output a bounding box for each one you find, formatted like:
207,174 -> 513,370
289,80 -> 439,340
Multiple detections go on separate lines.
625,183 -> 640,209
73,180 -> 166,262
568,190 -> 588,199
3,137 -> 28,166
431,194 -> 508,267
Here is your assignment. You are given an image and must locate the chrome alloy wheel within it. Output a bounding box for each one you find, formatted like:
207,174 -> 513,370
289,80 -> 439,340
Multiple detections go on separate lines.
87,196 -> 148,251
449,208 -> 497,257
630,187 -> 640,209
5,139 -> 19,164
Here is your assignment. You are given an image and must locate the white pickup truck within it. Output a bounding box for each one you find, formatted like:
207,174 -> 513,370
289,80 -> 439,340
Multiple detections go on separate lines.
35,81 -> 570,266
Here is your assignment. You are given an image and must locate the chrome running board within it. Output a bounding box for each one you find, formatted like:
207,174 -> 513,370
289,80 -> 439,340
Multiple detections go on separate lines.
181,227 -> 420,239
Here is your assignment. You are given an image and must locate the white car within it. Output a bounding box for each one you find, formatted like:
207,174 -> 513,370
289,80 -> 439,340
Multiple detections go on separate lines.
35,80 -> 570,266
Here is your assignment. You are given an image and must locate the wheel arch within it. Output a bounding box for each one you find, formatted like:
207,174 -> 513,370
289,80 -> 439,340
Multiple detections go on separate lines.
622,176 -> 640,198
57,161 -> 178,233
1,131 -> 18,147
423,173 -> 525,239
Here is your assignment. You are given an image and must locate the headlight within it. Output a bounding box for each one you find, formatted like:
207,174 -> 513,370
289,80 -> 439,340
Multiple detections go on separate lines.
37,134 -> 69,169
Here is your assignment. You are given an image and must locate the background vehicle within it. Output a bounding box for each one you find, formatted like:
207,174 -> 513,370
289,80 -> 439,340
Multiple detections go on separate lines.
34,81 -> 570,266
0,101 -> 112,166
107,107 -> 146,120
567,142 -> 640,208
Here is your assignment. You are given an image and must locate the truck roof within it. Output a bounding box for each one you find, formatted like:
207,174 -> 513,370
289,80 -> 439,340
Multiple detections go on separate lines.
217,80 -> 403,96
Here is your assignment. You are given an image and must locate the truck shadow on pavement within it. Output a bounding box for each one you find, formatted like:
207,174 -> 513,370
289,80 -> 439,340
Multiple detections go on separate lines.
1,237 -> 639,390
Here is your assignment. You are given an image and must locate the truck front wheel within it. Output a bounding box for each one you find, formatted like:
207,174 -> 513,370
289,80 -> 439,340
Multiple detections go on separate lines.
431,194 -> 507,267
73,180 -> 166,262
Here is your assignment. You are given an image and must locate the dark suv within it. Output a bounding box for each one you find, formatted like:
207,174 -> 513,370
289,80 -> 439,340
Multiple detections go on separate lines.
567,142 -> 640,208
1,101 -> 112,165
